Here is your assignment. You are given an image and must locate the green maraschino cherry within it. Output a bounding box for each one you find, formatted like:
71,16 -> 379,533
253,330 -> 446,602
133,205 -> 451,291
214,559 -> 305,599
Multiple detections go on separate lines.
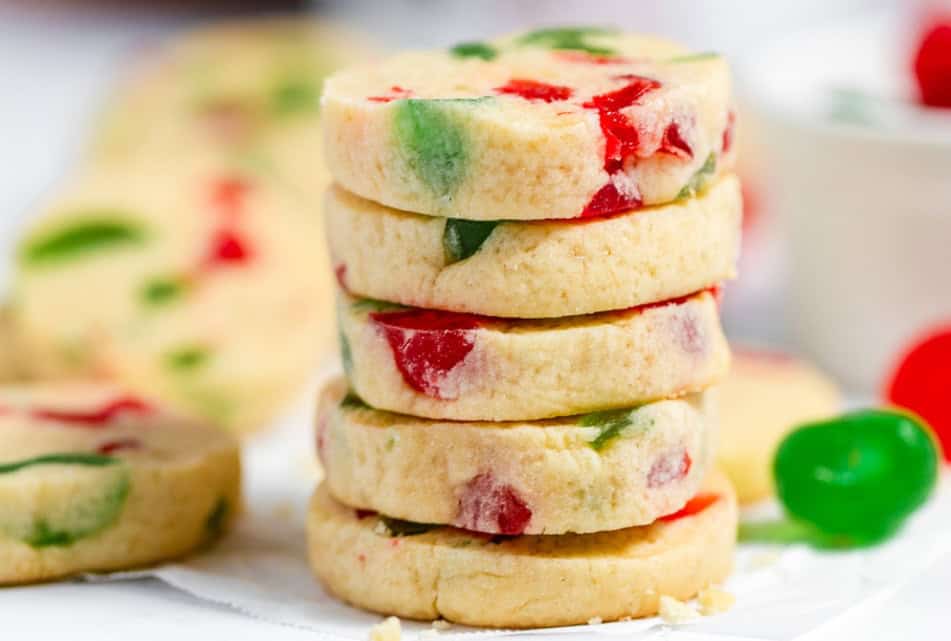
740,409 -> 940,548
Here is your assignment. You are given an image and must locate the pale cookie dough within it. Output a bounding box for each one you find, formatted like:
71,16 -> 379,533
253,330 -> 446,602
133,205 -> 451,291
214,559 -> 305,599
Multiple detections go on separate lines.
0,307 -> 24,381
307,470 -> 737,628
718,348 -> 840,504
91,17 -> 374,204
327,175 -> 741,318
0,382 -> 240,585
11,155 -> 333,434
317,379 -> 716,534
322,28 -> 735,220
338,289 -> 729,421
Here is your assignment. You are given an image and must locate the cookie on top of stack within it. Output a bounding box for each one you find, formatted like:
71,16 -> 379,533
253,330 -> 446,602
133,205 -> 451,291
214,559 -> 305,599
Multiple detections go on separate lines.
308,27 -> 743,628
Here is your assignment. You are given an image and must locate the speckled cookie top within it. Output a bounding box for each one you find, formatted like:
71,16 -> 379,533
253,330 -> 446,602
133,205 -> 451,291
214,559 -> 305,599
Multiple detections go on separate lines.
322,27 -> 734,220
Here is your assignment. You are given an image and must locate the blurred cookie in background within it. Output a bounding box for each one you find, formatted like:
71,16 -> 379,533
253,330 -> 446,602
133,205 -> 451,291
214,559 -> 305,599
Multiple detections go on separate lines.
718,347 -> 841,504
0,381 -> 240,585
0,307 -> 25,382
89,16 -> 376,204
10,154 -> 333,434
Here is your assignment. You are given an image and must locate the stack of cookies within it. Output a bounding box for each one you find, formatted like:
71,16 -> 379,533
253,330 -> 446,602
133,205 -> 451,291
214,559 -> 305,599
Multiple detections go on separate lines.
308,28 -> 743,628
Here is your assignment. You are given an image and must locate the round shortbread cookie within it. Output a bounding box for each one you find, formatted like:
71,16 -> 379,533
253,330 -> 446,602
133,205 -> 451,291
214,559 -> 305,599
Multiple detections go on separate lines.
91,17 -> 374,204
11,156 -> 333,434
327,174 -> 741,318
307,470 -> 736,628
338,289 -> 729,421
718,348 -> 840,504
322,28 -> 735,220
317,379 -> 717,534
0,382 -> 240,585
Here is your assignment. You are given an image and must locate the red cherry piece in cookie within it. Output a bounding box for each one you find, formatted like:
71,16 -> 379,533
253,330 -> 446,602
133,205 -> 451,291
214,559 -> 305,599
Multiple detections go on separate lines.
584,76 -> 662,172
659,493 -> 719,523
205,229 -> 252,267
334,264 -> 349,290
355,509 -> 377,520
97,438 -> 142,455
913,19 -> 951,108
658,122 -> 693,159
554,50 -> 629,65
672,307 -> 706,355
315,414 -> 330,463
32,397 -> 152,427
368,85 -> 413,103
370,308 -> 481,399
201,100 -> 255,145
210,177 -> 251,215
885,325 -> 951,460
647,450 -> 692,488
456,473 -> 532,535
585,76 -> 662,113
722,110 -> 736,153
580,180 -> 642,217
495,78 -> 573,102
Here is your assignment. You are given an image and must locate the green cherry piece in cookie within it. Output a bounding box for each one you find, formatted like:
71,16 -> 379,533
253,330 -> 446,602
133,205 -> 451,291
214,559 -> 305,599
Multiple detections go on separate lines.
517,27 -> 617,55
379,515 -> 437,537
350,297 -> 406,314
0,454 -> 130,548
667,51 -> 721,63
393,99 -> 477,200
271,76 -> 320,115
339,329 -> 354,378
0,452 -> 118,475
165,345 -> 211,372
450,41 -> 498,61
340,391 -> 369,410
20,215 -> 146,267
742,409 -> 939,548
579,407 -> 645,451
443,219 -> 500,263
141,276 -> 188,306
677,153 -> 717,200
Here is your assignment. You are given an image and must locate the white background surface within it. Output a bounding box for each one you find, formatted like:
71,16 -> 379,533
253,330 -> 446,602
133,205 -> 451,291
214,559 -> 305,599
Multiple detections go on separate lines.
1,3 -> 948,639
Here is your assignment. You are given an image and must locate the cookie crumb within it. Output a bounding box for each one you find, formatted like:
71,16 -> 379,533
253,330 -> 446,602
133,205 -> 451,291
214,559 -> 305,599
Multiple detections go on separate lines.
659,595 -> 698,624
373,520 -> 389,536
431,619 -> 451,631
586,617 -> 603,625
698,586 -> 735,615
369,616 -> 401,641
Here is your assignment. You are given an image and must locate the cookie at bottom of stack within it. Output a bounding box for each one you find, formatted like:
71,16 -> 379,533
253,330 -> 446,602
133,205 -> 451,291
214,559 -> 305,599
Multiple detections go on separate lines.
0,382 -> 241,585
307,470 -> 736,628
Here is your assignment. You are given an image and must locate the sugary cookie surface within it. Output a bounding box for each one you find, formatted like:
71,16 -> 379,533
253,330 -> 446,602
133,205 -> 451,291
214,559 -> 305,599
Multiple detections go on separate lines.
338,289 -> 729,421
317,379 -> 716,534
322,27 -> 734,220
0,383 -> 240,584
11,156 -> 333,433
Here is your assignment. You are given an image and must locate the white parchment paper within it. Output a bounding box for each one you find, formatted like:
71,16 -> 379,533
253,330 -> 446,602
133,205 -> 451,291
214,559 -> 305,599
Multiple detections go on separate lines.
88,377 -> 951,641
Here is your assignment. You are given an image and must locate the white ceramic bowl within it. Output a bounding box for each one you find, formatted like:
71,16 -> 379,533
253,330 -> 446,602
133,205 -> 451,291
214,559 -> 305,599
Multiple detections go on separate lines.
747,12 -> 951,392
